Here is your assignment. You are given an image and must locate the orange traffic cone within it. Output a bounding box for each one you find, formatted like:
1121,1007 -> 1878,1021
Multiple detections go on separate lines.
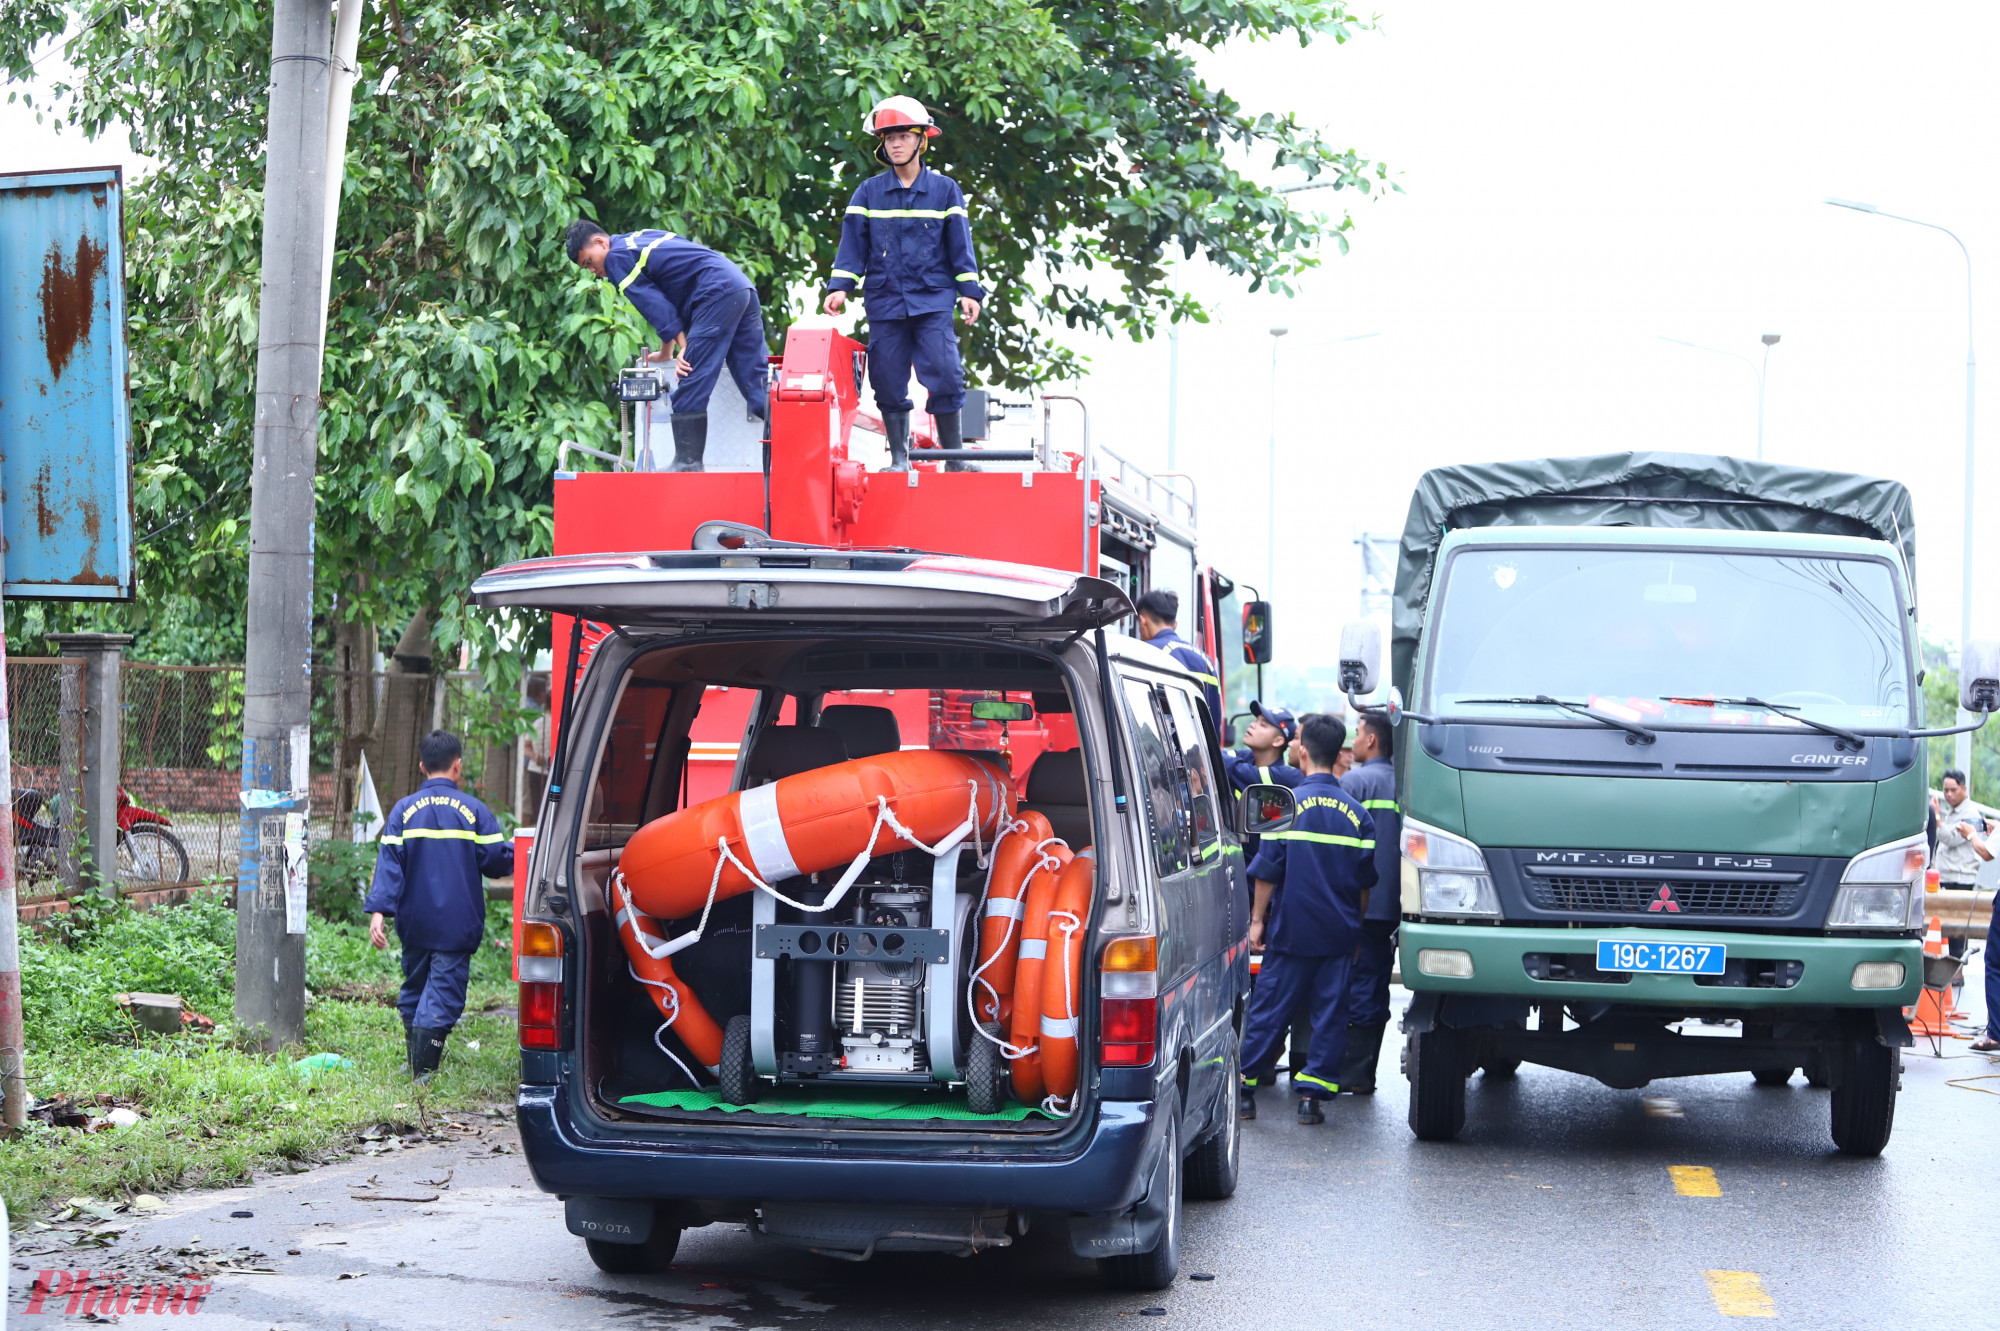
1908,915 -> 1959,1036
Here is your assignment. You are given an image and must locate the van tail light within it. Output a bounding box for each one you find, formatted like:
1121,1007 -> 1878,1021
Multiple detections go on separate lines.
519,921 -> 564,1051
1100,934 -> 1158,1067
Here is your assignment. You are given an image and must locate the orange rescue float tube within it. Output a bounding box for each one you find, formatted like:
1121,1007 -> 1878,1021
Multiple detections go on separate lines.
1037,850 -> 1097,1105
1007,843 -> 1075,1104
972,811 -> 1056,1026
613,879 -> 726,1068
619,749 -> 1014,920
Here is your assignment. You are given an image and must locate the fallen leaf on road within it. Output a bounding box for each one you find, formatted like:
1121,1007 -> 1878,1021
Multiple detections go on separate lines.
338,1270 -> 368,1280
350,1192 -> 440,1203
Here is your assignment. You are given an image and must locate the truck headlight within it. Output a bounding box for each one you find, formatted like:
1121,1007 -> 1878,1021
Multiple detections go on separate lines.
1402,818 -> 1500,917
1830,833 -> 1927,930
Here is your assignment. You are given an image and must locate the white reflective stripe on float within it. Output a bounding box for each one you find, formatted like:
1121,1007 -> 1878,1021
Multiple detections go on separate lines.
985,897 -> 1025,920
1019,938 -> 1047,960
737,783 -> 801,882
1040,1016 -> 1078,1039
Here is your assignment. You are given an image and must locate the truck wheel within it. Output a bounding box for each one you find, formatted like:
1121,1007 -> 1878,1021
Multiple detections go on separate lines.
718,1015 -> 756,1105
1098,1105 -> 1182,1291
1185,1038 -> 1241,1201
1407,1029 -> 1467,1142
584,1216 -> 682,1275
965,1022 -> 1007,1115
1829,1036 -> 1899,1157
1751,1066 -> 1795,1087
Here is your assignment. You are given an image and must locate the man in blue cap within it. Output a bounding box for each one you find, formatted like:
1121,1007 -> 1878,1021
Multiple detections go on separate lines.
1134,588 -> 1222,724
1238,713 -> 1377,1125
1223,701 -> 1304,793
1336,713 -> 1401,1093
567,219 -> 770,472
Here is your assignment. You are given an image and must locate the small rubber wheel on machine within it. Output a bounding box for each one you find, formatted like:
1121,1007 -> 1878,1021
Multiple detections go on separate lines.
1751,1066 -> 1796,1087
718,1015 -> 756,1105
1481,1057 -> 1522,1079
1185,1037 -> 1241,1201
965,1022 -> 1007,1115
583,1206 -> 682,1274
1407,1028 -> 1468,1142
1829,1036 -> 1899,1157
1098,1105 -> 1182,1291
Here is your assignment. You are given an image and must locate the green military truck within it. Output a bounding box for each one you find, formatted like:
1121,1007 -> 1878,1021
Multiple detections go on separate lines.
1336,453 -> 2000,1156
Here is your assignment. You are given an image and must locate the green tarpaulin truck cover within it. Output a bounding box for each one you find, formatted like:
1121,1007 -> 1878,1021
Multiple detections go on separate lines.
1390,451 -> 1918,699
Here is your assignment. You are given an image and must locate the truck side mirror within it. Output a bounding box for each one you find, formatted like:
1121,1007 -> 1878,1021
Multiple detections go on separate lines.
1242,601 -> 1273,664
1338,620 -> 1382,695
1962,639 -> 2000,712
1238,783 -> 1297,836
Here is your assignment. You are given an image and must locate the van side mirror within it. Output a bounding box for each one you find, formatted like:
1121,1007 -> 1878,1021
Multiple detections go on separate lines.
1242,601 -> 1274,664
1962,639 -> 2000,712
1238,783 -> 1297,836
1338,620 -> 1382,695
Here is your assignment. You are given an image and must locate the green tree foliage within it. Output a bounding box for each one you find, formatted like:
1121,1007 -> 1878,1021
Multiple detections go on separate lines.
0,0 -> 1388,670
1920,641 -> 2000,795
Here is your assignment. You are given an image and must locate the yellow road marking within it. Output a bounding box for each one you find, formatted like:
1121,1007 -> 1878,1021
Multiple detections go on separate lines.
1669,1165 -> 1722,1197
1703,1270 -> 1776,1318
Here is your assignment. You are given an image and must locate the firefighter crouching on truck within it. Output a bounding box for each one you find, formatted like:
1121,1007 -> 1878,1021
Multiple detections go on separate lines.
1239,713 -> 1378,1125
1134,588 -> 1223,725
566,219 -> 771,472
822,95 -> 984,472
366,730 -> 515,1083
1335,712 -> 1401,1093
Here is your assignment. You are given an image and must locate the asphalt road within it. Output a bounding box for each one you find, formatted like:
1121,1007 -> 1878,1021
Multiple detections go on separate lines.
11,989 -> 1995,1329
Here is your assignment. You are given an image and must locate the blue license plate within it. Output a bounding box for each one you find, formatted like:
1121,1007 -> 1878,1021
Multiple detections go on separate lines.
1595,939 -> 1726,976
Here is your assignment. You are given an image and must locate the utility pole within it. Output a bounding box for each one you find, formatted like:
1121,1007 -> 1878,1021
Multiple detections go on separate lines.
236,0 -> 333,1048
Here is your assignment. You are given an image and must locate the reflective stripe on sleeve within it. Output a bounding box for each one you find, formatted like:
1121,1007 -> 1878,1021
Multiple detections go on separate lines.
955,272 -> 979,282
1363,799 -> 1399,812
378,834 -> 403,846
1019,938 -> 1047,960
736,783 -> 801,882
831,268 -> 862,281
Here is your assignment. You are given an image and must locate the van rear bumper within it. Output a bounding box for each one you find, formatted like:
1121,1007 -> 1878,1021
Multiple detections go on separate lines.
1400,922 -> 1923,1007
515,1084 -> 1163,1214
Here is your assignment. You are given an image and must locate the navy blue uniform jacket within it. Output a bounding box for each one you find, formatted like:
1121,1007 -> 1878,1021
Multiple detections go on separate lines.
364,778 -> 514,953
825,166 -> 985,320
603,230 -> 754,346
1340,756 -> 1402,922
1145,628 -> 1222,724
1222,748 -> 1304,794
1247,773 -> 1377,957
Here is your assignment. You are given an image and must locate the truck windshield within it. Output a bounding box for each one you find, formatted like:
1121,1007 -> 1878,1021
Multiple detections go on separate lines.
1423,547 -> 1912,728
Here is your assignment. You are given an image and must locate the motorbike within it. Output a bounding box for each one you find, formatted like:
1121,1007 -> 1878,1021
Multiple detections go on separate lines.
13,786 -> 191,886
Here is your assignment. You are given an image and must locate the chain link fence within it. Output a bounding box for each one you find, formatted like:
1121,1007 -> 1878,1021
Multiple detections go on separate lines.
7,658 -> 86,897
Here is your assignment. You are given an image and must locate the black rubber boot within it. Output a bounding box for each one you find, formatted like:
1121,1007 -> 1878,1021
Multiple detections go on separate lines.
668,412 -> 707,472
1297,1095 -> 1326,1125
883,409 -> 911,471
1337,1023 -> 1388,1095
411,1026 -> 450,1085
401,1017 -> 415,1074
1238,1086 -> 1258,1121
936,410 -> 973,471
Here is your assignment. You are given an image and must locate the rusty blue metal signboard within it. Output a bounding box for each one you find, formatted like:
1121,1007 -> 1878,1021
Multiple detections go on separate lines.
0,166 -> 132,600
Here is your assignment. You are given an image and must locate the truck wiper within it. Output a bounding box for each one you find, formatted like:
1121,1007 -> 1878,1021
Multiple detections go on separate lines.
1667,696 -> 1866,750
1455,695 -> 1657,744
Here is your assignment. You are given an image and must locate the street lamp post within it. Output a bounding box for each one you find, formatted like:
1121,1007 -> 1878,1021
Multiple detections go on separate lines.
1826,197 -> 1977,786
1267,327 -> 1287,607
1659,334 -> 1781,460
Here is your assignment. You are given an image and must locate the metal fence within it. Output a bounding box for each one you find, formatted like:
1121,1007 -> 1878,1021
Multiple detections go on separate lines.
7,658 -> 86,897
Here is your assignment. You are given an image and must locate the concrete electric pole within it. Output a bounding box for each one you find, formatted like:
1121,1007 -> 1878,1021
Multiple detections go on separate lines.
236,0 -> 334,1048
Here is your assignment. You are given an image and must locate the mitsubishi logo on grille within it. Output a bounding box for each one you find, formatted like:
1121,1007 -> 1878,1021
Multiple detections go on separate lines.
1646,885 -> 1682,914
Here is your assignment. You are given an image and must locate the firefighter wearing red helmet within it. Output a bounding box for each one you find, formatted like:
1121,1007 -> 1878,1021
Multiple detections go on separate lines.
823,96 -> 985,471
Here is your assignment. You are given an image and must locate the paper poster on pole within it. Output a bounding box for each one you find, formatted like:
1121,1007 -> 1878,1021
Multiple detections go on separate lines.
352,753 -> 384,843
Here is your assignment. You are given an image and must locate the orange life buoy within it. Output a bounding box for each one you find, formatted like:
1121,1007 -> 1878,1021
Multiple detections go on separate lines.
972,811 -> 1057,1026
1007,842 -> 1074,1103
619,748 -> 1014,921
614,878 -> 726,1068
1037,850 -> 1096,1104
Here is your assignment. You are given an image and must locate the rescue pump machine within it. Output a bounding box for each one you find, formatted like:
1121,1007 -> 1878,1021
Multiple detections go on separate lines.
516,326 -> 1267,1114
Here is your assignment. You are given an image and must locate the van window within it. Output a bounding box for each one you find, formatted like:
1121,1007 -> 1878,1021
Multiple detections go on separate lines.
584,677 -> 677,849
1162,686 -> 1222,865
1123,678 -> 1190,878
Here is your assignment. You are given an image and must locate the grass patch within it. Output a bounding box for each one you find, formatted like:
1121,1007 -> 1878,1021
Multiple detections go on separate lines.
4,890 -> 521,1221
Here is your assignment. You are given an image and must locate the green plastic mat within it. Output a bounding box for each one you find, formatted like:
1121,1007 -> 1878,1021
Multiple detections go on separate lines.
620,1087 -> 1047,1121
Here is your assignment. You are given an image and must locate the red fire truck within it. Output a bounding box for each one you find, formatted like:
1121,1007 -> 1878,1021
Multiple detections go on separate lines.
545,326 -> 1272,799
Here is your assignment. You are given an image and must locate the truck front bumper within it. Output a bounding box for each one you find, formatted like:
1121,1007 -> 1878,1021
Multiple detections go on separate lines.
1400,922 -> 1923,1008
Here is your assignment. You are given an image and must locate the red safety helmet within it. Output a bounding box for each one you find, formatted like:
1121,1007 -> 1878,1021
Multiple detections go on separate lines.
864,95 -> 941,140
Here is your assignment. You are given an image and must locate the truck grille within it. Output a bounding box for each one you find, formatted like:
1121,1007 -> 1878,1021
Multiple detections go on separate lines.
1527,876 -> 1800,917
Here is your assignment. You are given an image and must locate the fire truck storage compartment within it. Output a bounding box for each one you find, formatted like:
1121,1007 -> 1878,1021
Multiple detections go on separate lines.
571,635 -> 1097,1132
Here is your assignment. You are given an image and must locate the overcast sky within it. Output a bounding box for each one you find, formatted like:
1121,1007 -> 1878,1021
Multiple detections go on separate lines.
6,2 -> 1997,679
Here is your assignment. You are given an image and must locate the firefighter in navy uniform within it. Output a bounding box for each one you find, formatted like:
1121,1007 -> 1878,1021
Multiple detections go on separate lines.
566,219 -> 771,472
823,96 -> 984,472
1336,713 -> 1401,1093
1238,714 -> 1378,1124
1134,588 -> 1223,725
1222,701 -> 1303,793
366,731 -> 515,1082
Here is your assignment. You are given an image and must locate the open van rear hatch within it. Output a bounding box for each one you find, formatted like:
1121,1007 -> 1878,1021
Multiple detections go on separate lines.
469,549 -> 1133,634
